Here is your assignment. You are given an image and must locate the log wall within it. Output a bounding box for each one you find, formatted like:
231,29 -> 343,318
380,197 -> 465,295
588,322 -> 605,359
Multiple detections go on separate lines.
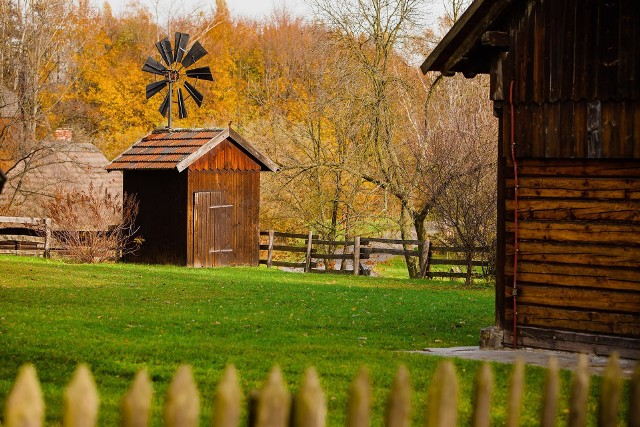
502,159 -> 640,357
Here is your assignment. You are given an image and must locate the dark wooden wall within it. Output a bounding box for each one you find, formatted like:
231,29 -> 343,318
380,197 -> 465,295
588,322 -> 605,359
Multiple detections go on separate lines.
186,140 -> 261,267
492,0 -> 640,357
123,170 -> 188,265
492,0 -> 640,159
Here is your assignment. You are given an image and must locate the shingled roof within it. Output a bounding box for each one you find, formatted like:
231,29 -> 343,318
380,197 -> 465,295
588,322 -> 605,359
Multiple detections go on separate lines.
107,127 -> 278,172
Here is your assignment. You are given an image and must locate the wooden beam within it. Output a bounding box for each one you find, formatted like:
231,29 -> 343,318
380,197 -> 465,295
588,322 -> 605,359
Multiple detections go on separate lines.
481,31 -> 510,49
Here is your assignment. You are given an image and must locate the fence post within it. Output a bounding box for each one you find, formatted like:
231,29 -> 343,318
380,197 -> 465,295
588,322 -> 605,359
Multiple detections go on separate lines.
267,230 -> 275,268
44,218 -> 51,259
419,239 -> 431,278
353,236 -> 361,276
305,231 -> 313,273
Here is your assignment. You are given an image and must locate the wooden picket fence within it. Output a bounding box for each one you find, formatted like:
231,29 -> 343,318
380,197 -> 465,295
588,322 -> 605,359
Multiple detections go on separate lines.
259,230 -> 491,281
4,355 -> 640,427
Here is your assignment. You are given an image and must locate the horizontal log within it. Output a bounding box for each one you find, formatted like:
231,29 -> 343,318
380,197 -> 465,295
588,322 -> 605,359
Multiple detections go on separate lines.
505,261 -> 640,283
0,216 -> 47,225
0,235 -> 45,243
503,327 -> 640,359
505,284 -> 640,314
504,305 -> 640,336
505,199 -> 640,221
259,245 -> 313,253
505,271 -> 639,292
0,250 -> 44,256
258,260 -> 317,268
505,220 -> 640,245
506,159 -> 640,178
508,176 -> 640,190
259,231 -> 319,239
506,242 -> 640,268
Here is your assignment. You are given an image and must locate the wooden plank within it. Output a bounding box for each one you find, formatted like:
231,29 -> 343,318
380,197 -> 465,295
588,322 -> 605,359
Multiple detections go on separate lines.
353,236 -> 360,277
504,305 -> 640,336
362,248 -> 418,257
514,159 -> 640,177
505,220 -> 640,245
505,199 -> 640,221
0,216 -> 46,225
0,235 -> 45,243
506,241 -> 640,268
361,237 -> 422,245
505,265 -> 640,292
506,176 -> 640,196
309,268 -> 354,275
503,326 -> 640,359
506,261 -> 640,283
0,250 -> 44,256
310,253 -> 355,260
505,284 -> 640,314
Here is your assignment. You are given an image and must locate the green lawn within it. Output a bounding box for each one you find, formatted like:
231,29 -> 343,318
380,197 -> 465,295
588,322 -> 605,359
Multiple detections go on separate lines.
0,256 -> 621,426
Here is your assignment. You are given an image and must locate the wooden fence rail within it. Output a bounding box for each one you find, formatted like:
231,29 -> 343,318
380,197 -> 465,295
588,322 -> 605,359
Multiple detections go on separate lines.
0,216 -> 51,258
3,355 -> 639,427
259,230 -> 491,281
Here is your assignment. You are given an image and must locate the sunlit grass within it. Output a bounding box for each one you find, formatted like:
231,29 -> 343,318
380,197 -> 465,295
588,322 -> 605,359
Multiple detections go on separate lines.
0,256 -> 622,426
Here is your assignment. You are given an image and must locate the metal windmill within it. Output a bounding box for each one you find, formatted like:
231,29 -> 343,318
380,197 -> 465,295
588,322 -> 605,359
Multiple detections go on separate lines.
142,32 -> 214,129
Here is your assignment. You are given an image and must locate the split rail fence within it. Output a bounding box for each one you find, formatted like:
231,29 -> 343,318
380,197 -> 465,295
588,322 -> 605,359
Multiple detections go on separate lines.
259,230 -> 491,280
0,216 -> 51,258
3,355 -> 639,427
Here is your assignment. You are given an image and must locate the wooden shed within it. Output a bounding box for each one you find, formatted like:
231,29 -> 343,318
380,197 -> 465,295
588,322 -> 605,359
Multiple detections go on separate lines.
107,127 -> 278,267
421,0 -> 639,358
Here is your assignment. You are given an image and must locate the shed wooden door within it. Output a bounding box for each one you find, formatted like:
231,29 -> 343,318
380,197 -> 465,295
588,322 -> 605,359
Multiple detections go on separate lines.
193,191 -> 233,267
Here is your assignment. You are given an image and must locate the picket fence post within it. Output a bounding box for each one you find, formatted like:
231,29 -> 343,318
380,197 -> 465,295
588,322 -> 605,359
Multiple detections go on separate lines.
64,364 -> 99,427
505,357 -> 524,427
164,365 -> 200,427
385,366 -> 411,427
4,364 -> 44,427
568,354 -> 590,427
121,369 -> 153,427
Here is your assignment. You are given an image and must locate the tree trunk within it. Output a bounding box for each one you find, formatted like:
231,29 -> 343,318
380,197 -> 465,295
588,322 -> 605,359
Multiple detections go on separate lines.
400,206 -> 419,278
465,249 -> 474,286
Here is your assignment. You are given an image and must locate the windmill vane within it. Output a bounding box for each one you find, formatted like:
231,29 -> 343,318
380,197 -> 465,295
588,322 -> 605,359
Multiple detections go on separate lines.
142,32 -> 214,129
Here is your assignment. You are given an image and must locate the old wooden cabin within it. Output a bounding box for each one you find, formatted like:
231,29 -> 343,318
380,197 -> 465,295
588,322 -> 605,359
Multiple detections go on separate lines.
422,0 -> 639,357
107,127 -> 277,267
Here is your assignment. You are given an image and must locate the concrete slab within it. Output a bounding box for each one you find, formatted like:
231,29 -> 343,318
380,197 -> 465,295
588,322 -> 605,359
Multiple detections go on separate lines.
411,346 -> 638,377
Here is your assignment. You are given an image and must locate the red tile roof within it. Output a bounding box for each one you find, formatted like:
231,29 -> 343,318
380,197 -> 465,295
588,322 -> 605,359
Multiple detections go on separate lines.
106,128 -> 278,172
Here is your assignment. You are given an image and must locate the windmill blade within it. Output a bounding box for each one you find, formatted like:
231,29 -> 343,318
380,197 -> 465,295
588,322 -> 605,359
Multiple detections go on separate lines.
159,92 -> 170,117
156,37 -> 174,66
177,88 -> 188,119
142,57 -> 167,76
186,66 -> 214,81
174,32 -> 190,64
183,81 -> 204,107
146,80 -> 167,99
181,41 -> 207,68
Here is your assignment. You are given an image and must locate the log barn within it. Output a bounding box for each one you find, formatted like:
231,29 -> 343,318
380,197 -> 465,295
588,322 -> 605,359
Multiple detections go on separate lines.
421,0 -> 639,357
107,127 -> 277,267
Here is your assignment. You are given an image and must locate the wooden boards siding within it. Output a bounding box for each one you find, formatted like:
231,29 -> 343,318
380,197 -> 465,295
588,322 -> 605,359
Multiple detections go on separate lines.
122,170 -> 188,265
189,139 -> 262,172
187,168 -> 260,267
502,158 -> 640,356
499,0 -> 640,159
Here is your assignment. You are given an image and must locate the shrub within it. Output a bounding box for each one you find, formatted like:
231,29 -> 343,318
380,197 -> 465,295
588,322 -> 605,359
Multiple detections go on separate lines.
46,184 -> 141,263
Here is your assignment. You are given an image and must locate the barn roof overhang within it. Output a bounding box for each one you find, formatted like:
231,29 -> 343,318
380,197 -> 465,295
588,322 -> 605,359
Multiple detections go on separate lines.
420,0 -> 513,76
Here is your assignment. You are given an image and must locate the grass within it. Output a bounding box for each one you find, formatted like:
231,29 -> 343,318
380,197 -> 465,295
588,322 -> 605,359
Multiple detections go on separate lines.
0,255 -> 625,426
